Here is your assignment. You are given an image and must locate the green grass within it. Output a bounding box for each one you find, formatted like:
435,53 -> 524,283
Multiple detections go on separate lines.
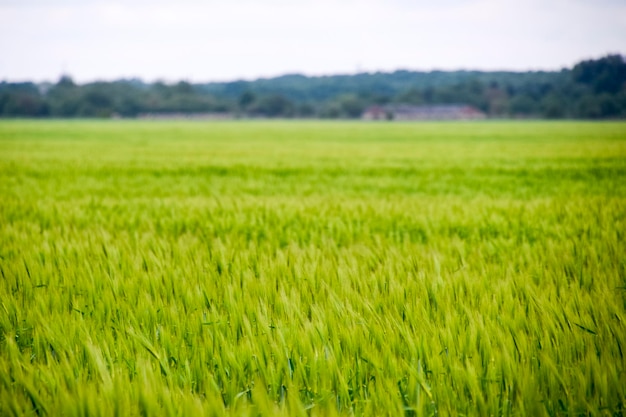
1,120 -> 625,416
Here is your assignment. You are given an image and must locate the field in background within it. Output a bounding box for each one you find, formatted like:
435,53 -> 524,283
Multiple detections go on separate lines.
1,121 -> 625,416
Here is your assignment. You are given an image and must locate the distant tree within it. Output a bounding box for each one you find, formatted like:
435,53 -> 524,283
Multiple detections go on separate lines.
296,103 -> 315,118
422,87 -> 434,103
3,55 -> 626,119
597,94 -> 621,117
238,91 -> 256,111
395,88 -> 423,105
572,54 -> 626,94
575,95 -> 602,119
56,75 -> 76,89
47,76 -> 82,116
85,91 -> 112,108
174,81 -> 194,94
118,96 -> 142,117
509,95 -> 537,116
0,91 -> 49,117
151,82 -> 173,99
337,94 -> 366,118
541,94 -> 566,119
251,95 -> 294,117
485,85 -> 509,116
318,103 -> 342,118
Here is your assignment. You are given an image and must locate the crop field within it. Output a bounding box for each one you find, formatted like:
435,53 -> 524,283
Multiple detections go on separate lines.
0,120 -> 625,416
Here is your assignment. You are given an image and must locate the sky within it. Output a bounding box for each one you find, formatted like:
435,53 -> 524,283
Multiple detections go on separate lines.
1,0 -> 625,83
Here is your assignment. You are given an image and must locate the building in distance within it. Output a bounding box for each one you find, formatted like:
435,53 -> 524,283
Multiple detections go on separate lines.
362,104 -> 486,121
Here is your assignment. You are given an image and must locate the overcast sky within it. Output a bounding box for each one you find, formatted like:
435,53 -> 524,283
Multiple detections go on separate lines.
1,0 -> 625,83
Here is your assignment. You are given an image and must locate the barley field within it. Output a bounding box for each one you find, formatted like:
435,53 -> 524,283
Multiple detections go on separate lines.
1,121 -> 625,416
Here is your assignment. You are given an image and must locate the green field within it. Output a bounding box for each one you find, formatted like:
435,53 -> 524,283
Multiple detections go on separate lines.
1,121 -> 625,416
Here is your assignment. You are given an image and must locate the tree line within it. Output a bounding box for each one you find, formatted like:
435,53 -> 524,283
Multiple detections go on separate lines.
1,55 -> 625,119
